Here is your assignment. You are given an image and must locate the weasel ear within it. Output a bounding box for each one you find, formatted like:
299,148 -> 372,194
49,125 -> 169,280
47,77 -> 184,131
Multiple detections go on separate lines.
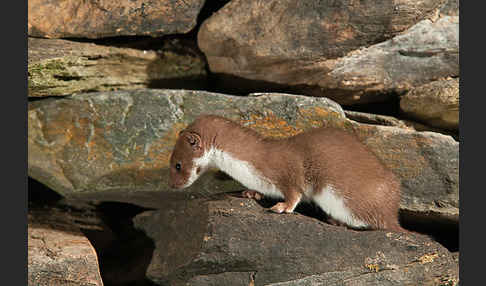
182,131 -> 202,151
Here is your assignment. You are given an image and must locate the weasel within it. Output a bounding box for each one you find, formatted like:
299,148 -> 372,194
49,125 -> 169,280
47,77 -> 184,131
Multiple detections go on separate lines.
169,115 -> 406,232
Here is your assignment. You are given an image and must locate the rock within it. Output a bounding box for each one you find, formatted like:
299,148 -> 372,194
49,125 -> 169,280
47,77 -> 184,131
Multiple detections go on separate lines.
440,0 -> 459,16
28,37 -> 206,97
132,195 -> 458,286
400,77 -> 459,131
199,0 -> 458,105
28,0 -> 205,38
28,89 -> 458,221
27,89 -> 344,196
344,111 -> 413,129
28,208 -> 103,286
321,16 -> 458,104
350,124 -> 458,222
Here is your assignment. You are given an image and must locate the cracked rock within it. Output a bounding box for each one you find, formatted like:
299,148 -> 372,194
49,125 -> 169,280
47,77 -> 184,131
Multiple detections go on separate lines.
28,209 -> 103,286
28,37 -> 206,97
133,195 -> 458,286
28,0 -> 205,38
199,0 -> 458,105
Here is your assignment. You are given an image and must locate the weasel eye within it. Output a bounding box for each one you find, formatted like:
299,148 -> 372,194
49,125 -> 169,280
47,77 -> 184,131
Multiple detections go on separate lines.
175,163 -> 181,171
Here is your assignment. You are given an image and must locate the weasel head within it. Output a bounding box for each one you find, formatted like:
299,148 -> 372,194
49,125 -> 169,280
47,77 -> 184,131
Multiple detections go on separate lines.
169,130 -> 210,189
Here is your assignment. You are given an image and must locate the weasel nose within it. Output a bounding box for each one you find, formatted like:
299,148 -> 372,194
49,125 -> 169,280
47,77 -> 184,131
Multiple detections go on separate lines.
168,180 -> 175,189
168,180 -> 179,189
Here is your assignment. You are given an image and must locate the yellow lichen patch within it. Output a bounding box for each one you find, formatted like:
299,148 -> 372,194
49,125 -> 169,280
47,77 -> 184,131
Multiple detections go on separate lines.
417,253 -> 439,264
239,112 -> 300,138
365,263 -> 380,273
296,106 -> 346,130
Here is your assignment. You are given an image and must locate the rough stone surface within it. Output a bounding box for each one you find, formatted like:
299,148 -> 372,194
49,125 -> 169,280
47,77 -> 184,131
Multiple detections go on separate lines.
320,16 -> 458,104
350,124 -> 458,222
199,0 -> 458,105
132,195 -> 458,286
28,209 -> 104,286
28,37 -> 206,97
440,0 -> 459,16
28,0 -> 205,38
344,111 -> 413,130
28,89 -> 458,221
400,77 -> 459,131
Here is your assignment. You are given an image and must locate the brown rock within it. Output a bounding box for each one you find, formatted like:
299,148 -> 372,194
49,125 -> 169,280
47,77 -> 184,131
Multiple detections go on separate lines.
440,0 -> 459,16
400,77 -> 459,131
28,37 -> 206,97
132,195 -> 458,286
344,111 -> 413,129
28,0 -> 205,38
28,90 -> 458,222
198,0 -> 458,105
28,209 -> 103,286
322,16 -> 458,104
350,123 -> 458,222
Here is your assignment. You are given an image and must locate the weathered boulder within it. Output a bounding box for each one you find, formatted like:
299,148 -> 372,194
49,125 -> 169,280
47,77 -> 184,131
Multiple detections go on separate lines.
319,16 -> 458,104
28,37 -> 206,97
344,111 -> 413,130
28,89 -> 458,221
440,0 -> 459,16
28,208 -> 103,286
132,195 -> 458,286
28,0 -> 205,38
400,77 -> 459,131
198,0 -> 458,105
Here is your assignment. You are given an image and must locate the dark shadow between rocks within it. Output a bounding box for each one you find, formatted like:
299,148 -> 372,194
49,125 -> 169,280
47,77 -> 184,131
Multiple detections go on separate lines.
342,94 -> 402,117
399,209 -> 459,252
82,202 -> 157,286
147,75 -> 210,91
28,177 -> 64,206
28,177 -> 158,286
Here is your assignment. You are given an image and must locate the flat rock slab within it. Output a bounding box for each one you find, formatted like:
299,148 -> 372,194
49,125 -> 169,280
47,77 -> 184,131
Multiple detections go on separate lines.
28,89 -> 458,221
132,195 -> 458,286
400,77 -> 459,131
28,38 -> 206,97
28,0 -> 205,38
28,209 -> 103,286
199,0 -> 458,105
322,16 -> 459,104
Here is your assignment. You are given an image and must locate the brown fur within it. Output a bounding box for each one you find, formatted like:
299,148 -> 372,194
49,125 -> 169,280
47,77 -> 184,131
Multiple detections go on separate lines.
169,115 -> 406,232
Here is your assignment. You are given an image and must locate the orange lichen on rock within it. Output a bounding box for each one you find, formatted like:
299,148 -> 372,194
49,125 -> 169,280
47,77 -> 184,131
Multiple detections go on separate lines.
239,112 -> 300,138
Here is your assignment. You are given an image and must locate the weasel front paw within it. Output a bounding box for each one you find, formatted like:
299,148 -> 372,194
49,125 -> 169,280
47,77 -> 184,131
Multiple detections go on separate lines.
270,202 -> 294,214
242,190 -> 263,201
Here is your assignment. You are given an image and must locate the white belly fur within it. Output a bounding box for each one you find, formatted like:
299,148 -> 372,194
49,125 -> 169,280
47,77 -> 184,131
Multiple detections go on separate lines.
209,148 -> 284,199
313,185 -> 369,228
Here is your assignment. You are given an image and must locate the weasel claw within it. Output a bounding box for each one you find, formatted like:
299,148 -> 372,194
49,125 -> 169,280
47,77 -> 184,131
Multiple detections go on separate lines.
242,190 -> 263,201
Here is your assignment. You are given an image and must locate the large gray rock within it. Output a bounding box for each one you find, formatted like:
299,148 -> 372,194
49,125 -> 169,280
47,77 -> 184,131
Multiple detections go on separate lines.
400,77 -> 459,131
133,195 -> 458,286
28,89 -> 458,221
28,37 -> 206,97
199,0 -> 458,105
28,0 -> 205,38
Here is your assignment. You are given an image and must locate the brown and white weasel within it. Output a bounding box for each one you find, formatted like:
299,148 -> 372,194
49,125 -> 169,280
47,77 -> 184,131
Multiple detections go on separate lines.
169,115 -> 406,232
